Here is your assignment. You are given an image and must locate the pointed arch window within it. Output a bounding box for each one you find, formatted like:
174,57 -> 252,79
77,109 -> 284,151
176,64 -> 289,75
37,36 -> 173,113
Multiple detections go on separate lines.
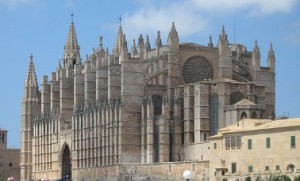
62,145 -> 72,180
152,95 -> 162,116
251,112 -> 257,119
210,94 -> 219,135
241,112 -> 247,119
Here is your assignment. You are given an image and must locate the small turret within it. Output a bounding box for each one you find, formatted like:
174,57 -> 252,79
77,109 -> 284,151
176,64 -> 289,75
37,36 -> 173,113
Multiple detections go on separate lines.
167,22 -> 179,48
252,40 -> 261,70
95,36 -> 106,60
21,54 -> 41,181
267,43 -> 275,72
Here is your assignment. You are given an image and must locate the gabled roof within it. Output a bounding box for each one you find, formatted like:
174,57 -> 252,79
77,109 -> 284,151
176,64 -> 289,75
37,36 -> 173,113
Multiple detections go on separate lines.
234,99 -> 256,106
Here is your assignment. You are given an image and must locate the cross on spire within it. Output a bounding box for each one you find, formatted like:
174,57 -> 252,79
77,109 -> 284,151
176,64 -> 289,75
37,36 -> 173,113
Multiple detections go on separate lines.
71,12 -> 74,22
119,16 -> 122,26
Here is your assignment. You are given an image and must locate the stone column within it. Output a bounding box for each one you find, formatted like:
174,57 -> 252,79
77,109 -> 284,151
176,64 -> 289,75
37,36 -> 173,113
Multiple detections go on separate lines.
41,76 -> 51,113
159,99 -> 170,162
146,99 -> 154,163
184,85 -> 194,144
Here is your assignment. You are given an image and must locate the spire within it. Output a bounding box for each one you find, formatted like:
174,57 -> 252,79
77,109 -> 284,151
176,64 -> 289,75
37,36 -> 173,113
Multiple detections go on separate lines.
113,25 -> 124,57
99,36 -> 104,50
145,35 -> 151,51
221,25 -> 226,37
25,54 -> 38,89
167,22 -> 179,47
131,39 -> 138,57
267,43 -> 275,71
218,25 -> 230,54
138,34 -> 144,60
252,40 -> 261,70
64,18 -> 80,68
57,60 -> 62,71
253,40 -> 260,56
208,35 -> 213,48
156,31 -> 162,48
120,34 -> 128,62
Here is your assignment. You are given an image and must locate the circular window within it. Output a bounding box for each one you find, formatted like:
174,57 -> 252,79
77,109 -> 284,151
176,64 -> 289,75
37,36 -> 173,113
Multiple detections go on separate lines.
182,56 -> 214,83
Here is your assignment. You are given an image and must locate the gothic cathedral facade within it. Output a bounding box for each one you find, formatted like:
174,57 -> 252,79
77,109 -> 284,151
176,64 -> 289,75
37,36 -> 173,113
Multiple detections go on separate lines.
20,20 -> 275,180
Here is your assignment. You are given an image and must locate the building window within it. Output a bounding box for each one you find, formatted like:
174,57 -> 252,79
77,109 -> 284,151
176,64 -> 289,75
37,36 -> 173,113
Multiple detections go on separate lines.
231,136 -> 236,149
9,163 -> 12,167
276,165 -> 280,170
248,139 -> 252,150
231,162 -> 237,173
236,136 -> 241,149
225,137 -> 231,150
204,132 -> 207,141
241,111 -> 247,119
266,137 -> 271,148
291,136 -> 296,148
214,142 -> 217,149
265,166 -> 269,171
248,165 -> 253,173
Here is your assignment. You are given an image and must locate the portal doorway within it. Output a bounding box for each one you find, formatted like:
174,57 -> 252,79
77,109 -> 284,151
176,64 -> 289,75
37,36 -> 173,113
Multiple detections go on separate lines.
61,145 -> 71,181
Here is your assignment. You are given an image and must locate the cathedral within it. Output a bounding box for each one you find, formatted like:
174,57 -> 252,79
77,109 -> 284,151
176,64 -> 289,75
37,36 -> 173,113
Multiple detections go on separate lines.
20,19 -> 275,181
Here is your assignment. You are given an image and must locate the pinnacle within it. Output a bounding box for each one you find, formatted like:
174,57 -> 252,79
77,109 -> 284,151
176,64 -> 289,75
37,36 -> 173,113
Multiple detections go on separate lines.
64,20 -> 80,60
113,25 -> 124,57
25,54 -> 38,88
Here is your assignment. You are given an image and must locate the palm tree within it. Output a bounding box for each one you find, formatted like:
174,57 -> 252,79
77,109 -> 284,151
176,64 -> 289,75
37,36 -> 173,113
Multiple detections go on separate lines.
294,176 -> 300,181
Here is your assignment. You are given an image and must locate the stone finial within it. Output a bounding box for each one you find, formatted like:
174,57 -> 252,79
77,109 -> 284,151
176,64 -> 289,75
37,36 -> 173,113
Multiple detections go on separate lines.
156,31 -> 162,48
145,35 -> 151,51
208,35 -> 213,48
167,22 -> 179,46
131,39 -> 138,57
218,25 -> 230,53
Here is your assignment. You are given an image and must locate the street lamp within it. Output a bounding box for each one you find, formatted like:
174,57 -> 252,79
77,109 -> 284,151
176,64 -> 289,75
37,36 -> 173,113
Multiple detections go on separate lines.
183,170 -> 193,181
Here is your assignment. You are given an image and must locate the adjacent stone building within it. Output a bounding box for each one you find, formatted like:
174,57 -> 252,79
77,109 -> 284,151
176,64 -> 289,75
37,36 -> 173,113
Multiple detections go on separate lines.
210,118 -> 300,181
20,18 -> 275,181
0,129 -> 20,181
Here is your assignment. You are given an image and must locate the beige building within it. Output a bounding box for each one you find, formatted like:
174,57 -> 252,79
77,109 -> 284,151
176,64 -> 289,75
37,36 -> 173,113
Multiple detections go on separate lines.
210,118 -> 300,181
0,129 -> 20,181
20,18 -> 275,181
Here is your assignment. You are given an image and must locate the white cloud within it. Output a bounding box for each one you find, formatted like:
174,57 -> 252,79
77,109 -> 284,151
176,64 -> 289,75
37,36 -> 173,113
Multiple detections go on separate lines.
0,0 -> 38,8
285,20 -> 300,46
119,0 -> 298,43
122,1 -> 208,44
190,0 -> 297,14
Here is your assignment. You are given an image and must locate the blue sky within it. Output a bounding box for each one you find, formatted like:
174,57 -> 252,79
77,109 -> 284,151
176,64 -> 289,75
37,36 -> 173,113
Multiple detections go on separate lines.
0,0 -> 299,147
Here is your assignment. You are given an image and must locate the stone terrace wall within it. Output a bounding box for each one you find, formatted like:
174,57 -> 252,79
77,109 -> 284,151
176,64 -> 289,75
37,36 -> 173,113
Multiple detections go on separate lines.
72,161 -> 209,181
